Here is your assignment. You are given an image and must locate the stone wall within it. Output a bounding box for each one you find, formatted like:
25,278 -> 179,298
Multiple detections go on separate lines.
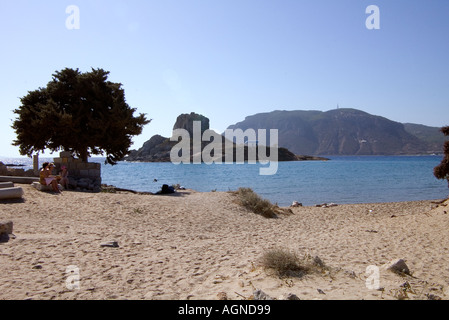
0,161 -> 35,177
53,151 -> 101,192
0,162 -> 7,175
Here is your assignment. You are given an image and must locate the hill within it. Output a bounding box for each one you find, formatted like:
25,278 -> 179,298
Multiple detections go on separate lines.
403,123 -> 446,153
226,108 -> 444,155
124,112 -> 328,162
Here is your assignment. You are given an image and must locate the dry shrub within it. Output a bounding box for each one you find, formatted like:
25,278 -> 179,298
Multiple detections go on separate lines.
260,249 -> 332,279
261,248 -> 308,278
233,187 -> 279,218
434,126 -> 449,185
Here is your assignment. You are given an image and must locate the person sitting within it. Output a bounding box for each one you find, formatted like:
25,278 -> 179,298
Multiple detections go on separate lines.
39,162 -> 49,185
156,184 -> 175,195
39,162 -> 61,193
59,166 -> 69,190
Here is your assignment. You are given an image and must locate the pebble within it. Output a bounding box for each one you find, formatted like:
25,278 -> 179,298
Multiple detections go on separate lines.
100,241 -> 119,248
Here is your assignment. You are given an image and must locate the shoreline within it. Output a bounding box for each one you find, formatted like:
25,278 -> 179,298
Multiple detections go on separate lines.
3,155 -> 447,208
5,178 -> 447,207
1,185 -> 449,300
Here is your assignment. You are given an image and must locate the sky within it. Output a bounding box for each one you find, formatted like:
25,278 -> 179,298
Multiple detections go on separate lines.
1,0 -> 448,157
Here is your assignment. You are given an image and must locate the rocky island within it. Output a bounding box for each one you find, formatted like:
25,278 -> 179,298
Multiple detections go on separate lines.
124,113 -> 329,163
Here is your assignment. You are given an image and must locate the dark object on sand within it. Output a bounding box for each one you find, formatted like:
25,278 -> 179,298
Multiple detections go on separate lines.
157,184 -> 175,195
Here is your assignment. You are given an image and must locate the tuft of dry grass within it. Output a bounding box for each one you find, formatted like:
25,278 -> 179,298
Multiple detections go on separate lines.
232,187 -> 282,218
260,248 -> 308,278
260,248 -> 332,279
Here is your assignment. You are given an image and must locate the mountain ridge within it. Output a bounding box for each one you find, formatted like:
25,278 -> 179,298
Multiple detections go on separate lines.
226,108 -> 445,156
127,109 -> 446,161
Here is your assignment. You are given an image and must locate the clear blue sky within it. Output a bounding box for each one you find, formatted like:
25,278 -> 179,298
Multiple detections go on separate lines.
1,0 -> 448,157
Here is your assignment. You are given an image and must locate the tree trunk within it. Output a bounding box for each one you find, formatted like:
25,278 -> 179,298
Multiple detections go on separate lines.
79,147 -> 88,162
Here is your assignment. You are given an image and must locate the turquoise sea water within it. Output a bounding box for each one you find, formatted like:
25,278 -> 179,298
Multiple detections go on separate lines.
3,155 -> 447,206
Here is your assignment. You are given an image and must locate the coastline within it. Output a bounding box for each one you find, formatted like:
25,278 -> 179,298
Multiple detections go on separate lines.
1,185 -> 448,300
3,155 -> 446,208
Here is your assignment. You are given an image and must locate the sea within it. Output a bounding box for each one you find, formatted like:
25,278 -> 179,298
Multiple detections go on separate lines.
1,155 -> 447,207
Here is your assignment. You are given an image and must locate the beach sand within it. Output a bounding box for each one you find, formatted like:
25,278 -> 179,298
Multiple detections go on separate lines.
1,184 -> 448,300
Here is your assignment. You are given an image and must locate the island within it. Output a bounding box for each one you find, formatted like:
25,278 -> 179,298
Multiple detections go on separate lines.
124,112 -> 329,163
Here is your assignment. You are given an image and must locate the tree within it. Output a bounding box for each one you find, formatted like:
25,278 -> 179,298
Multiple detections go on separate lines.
434,126 -> 449,187
12,68 -> 151,165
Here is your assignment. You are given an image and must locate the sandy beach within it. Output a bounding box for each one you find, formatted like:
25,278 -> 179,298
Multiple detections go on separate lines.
1,184 -> 449,300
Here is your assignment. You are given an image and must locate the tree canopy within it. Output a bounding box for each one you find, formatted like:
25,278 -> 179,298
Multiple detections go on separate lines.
12,68 -> 151,165
434,126 -> 449,186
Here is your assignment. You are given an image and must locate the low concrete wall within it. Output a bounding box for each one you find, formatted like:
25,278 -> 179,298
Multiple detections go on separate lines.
0,176 -> 39,184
